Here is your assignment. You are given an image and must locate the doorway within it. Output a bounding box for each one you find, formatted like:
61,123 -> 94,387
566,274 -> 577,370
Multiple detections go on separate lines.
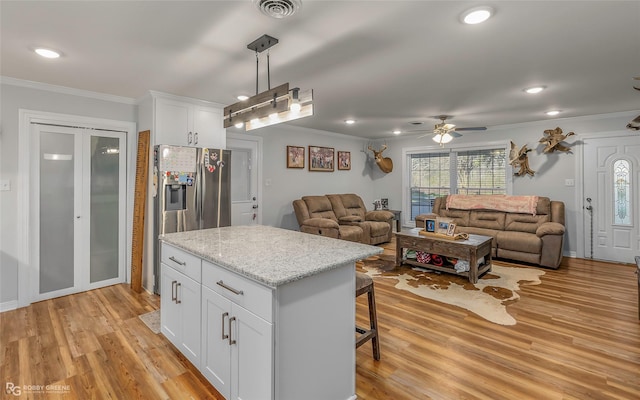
582,135 -> 640,263
227,134 -> 262,226
30,123 -> 127,301
17,109 -> 135,308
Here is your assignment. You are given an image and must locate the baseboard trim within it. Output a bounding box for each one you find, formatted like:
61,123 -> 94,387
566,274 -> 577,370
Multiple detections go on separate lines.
0,300 -> 18,313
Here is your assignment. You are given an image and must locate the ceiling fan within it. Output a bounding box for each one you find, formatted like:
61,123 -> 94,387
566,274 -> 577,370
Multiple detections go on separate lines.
413,115 -> 487,145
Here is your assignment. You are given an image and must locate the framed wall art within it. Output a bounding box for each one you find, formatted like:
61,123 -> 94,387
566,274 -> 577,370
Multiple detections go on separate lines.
286,145 -> 305,168
337,151 -> 351,170
308,146 -> 334,172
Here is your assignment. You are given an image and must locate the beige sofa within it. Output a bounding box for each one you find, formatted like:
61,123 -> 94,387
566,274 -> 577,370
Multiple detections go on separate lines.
416,195 -> 565,269
293,194 -> 394,245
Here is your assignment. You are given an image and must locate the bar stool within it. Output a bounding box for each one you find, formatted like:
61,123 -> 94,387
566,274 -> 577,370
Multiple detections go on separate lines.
355,272 -> 380,360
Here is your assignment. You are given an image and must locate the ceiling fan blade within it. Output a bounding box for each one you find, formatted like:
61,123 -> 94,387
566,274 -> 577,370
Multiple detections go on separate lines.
453,127 -> 487,131
450,131 -> 463,138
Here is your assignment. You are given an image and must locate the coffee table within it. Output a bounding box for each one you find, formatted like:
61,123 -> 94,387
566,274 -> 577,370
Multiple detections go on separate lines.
395,228 -> 492,283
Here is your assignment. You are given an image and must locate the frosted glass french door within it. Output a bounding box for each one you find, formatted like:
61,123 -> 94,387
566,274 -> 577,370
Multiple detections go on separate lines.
31,124 -> 126,301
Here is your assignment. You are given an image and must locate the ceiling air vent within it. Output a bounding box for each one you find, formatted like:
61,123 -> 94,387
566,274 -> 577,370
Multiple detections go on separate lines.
254,0 -> 302,19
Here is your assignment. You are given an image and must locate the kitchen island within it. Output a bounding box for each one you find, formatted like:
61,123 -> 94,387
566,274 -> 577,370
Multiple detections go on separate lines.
159,225 -> 382,400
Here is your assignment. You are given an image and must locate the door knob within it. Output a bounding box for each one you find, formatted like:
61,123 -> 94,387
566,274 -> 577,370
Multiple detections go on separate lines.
252,205 -> 258,209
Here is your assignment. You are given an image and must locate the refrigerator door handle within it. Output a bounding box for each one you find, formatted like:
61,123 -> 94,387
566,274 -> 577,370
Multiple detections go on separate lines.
195,158 -> 201,230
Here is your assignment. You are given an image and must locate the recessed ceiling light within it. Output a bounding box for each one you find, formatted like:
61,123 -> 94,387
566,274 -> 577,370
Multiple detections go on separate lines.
34,48 -> 60,59
237,95 -> 249,101
461,6 -> 494,25
524,86 -> 546,94
392,130 -> 402,135
546,110 -> 561,116
344,119 -> 356,125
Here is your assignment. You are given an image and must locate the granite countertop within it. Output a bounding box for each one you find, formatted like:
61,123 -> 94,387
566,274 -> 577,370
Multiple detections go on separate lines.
160,225 -> 382,287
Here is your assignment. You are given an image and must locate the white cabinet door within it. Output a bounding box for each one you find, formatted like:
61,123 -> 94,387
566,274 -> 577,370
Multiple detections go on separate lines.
193,106 -> 226,149
202,286 -> 232,399
231,304 -> 273,400
160,264 -> 180,344
177,273 -> 201,368
155,98 -> 192,146
201,285 -> 273,400
154,97 -> 226,148
160,263 -> 201,368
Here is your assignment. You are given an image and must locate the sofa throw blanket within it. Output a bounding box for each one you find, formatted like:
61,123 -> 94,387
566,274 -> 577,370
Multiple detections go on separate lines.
446,194 -> 539,215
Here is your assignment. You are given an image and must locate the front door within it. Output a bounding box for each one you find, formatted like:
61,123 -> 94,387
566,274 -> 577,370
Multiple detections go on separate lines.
228,136 -> 260,225
31,124 -> 127,301
583,135 -> 640,263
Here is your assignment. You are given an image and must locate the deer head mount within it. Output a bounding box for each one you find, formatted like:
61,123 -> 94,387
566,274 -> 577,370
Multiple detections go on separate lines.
368,144 -> 393,173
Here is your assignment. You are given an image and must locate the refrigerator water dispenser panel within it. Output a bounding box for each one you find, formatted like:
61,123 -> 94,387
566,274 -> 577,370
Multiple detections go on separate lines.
165,184 -> 187,211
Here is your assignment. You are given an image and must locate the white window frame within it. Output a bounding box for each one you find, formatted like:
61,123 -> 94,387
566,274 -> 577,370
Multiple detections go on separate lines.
401,140 -> 513,227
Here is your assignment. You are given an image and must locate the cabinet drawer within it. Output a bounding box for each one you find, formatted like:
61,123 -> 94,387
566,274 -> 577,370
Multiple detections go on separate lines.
161,243 -> 202,283
202,261 -> 273,322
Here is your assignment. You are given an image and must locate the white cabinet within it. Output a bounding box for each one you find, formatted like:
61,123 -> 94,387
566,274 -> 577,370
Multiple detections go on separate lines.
201,262 -> 273,400
139,91 -> 226,149
160,262 -> 202,369
160,240 -> 357,400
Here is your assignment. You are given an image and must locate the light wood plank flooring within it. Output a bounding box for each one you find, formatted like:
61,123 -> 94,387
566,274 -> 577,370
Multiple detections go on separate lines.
1,241 -> 638,399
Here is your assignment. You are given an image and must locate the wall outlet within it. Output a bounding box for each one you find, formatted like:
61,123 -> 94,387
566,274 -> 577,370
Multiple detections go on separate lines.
564,179 -> 575,187
0,180 -> 10,191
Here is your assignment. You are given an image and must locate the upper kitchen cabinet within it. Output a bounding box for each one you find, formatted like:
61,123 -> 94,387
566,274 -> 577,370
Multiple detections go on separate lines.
138,91 -> 226,149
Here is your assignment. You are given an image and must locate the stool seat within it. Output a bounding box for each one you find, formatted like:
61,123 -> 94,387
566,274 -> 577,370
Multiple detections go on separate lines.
355,271 -> 380,360
356,272 -> 373,295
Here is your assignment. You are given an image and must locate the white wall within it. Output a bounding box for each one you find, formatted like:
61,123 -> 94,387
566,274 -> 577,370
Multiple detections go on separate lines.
369,111 -> 640,257
245,124 -> 377,230
0,80 -> 137,308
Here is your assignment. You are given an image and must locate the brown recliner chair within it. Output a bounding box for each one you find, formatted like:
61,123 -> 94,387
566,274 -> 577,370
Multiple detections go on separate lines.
293,195 -> 364,243
292,194 -> 394,245
327,194 -> 394,245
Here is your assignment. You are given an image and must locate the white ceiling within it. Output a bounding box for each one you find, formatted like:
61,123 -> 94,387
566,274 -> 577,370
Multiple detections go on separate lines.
2,1 -> 639,139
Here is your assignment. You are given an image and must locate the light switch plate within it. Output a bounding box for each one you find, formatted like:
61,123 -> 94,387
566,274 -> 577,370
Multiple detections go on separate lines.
564,179 -> 575,187
0,180 -> 10,191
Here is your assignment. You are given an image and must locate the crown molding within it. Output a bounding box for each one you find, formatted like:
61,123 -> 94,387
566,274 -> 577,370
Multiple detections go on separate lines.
0,76 -> 137,105
486,110 -> 640,132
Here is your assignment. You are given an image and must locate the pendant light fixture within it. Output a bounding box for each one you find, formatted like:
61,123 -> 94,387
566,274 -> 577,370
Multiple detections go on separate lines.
223,34 -> 314,131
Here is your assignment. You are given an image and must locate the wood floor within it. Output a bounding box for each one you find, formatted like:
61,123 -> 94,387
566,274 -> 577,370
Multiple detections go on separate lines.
1,242 -> 638,399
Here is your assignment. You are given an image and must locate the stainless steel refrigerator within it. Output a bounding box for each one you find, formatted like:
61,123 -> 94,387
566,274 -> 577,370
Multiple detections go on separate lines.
153,145 -> 231,293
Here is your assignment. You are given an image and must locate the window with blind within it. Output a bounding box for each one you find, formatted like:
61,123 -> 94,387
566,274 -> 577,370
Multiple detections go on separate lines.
409,146 -> 508,220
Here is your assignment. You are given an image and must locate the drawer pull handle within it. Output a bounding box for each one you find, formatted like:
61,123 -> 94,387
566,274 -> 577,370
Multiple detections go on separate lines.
171,280 -> 177,302
216,280 -> 244,296
176,283 -> 182,304
221,312 -> 229,340
169,256 -> 186,266
229,316 -> 236,345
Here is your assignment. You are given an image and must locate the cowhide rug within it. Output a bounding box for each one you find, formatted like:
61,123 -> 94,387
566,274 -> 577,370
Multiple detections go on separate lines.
358,249 -> 544,325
